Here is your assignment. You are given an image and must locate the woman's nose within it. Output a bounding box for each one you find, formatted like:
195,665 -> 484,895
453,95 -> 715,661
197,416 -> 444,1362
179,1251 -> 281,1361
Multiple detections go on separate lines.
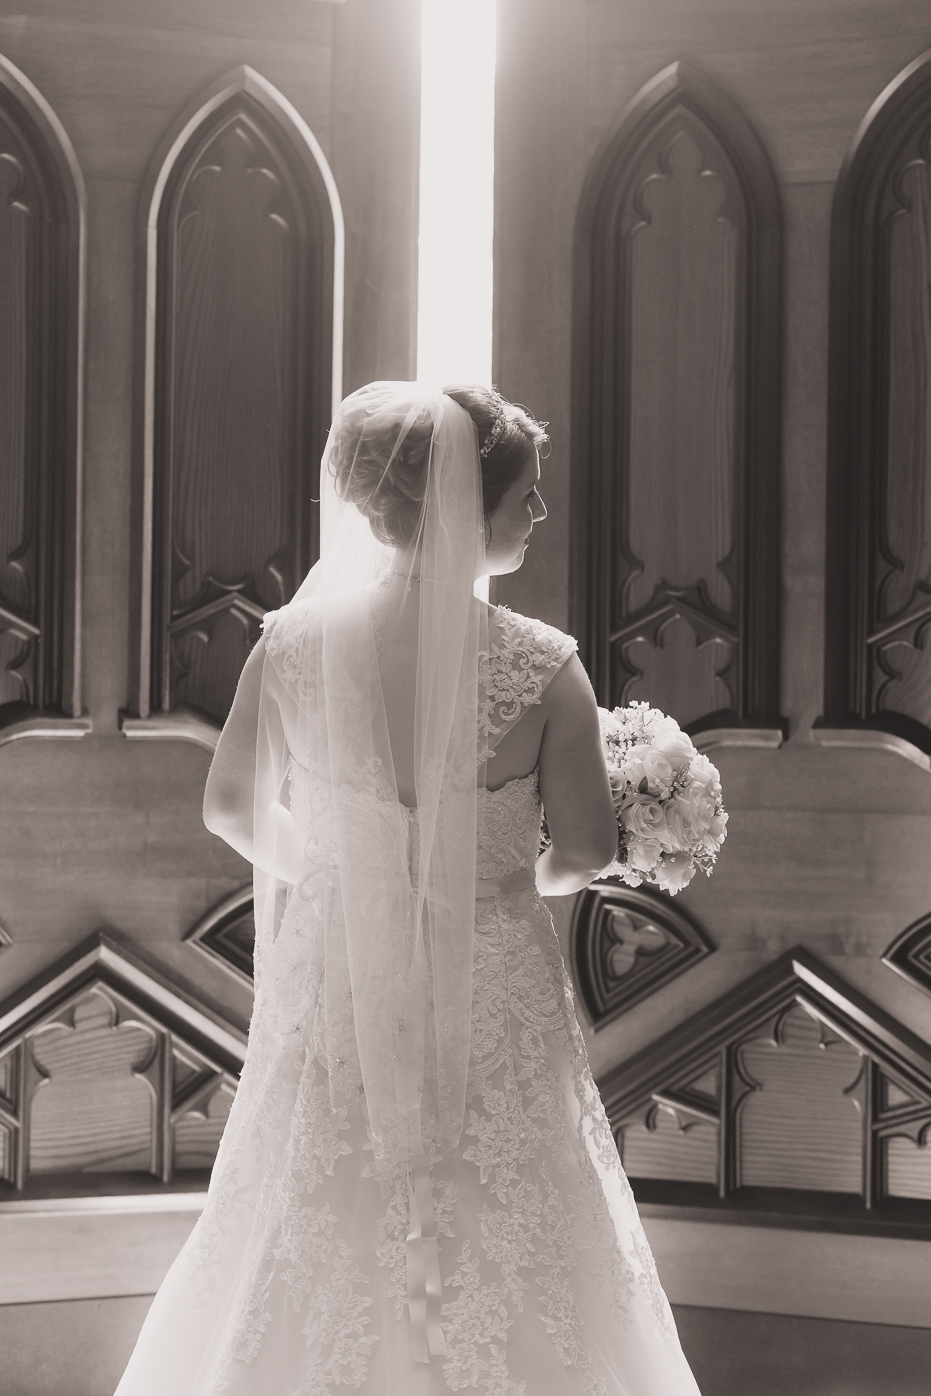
533,493 -> 547,522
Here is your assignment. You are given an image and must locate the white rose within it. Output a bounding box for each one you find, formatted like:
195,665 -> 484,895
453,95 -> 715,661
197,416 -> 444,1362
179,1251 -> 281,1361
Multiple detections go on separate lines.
627,836 -> 665,874
663,800 -> 692,851
699,811 -> 728,851
607,767 -> 629,812
678,782 -> 717,834
622,745 -> 675,796
620,793 -> 670,843
655,850 -> 695,895
652,718 -> 696,764
619,743 -> 651,784
688,753 -> 721,791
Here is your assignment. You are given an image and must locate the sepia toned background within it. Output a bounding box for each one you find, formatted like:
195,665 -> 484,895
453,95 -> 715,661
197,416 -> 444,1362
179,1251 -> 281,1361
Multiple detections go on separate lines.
1,1 -> 931,1392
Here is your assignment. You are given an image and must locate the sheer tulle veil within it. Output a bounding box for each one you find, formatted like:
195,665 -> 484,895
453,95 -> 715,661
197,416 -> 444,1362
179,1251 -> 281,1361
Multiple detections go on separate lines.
252,382 -> 488,1359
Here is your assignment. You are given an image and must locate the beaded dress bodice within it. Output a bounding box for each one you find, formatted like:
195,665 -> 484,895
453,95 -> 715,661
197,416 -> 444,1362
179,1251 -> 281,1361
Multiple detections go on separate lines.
476,769 -> 542,879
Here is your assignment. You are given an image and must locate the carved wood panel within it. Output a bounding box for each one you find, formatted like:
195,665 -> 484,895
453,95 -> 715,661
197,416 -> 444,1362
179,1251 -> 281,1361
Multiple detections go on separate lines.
573,63 -> 782,734
621,1105 -> 719,1185
0,935 -> 242,1194
570,882 -> 713,1028
152,94 -> 332,725
825,53 -> 931,753
173,1080 -> 236,1171
886,1128 -> 931,1199
883,911 -> 931,999
0,90 -> 69,720
185,886 -> 255,983
30,990 -> 158,1175
736,1005 -> 864,1194
602,948 -> 931,1216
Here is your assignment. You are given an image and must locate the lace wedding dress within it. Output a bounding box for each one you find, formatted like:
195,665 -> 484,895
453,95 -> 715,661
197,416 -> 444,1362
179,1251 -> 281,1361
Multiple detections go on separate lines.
116,606 -> 700,1396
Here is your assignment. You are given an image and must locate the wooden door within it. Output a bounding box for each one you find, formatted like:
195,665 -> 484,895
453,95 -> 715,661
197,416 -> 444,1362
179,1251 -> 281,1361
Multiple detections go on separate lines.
0,0 -> 419,1217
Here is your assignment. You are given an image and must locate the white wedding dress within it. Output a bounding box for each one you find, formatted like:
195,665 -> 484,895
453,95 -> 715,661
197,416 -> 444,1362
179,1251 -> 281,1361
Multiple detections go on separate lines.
116,606 -> 700,1396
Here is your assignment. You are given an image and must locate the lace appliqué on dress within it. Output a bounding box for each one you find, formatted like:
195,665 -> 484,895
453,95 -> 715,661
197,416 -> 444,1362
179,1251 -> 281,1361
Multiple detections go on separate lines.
478,609 -> 577,763
262,604 -> 321,706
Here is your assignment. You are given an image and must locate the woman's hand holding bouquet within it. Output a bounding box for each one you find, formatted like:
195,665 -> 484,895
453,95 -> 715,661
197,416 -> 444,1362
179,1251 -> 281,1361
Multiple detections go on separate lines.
597,702 -> 728,896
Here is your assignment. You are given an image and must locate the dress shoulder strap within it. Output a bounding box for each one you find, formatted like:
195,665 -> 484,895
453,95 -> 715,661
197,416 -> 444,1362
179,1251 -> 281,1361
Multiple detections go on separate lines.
260,598 -> 323,695
478,607 -> 578,761
261,605 -> 285,653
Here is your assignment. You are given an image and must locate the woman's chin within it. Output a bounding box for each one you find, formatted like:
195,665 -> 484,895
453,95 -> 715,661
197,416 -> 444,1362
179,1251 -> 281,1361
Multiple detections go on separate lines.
484,542 -> 531,577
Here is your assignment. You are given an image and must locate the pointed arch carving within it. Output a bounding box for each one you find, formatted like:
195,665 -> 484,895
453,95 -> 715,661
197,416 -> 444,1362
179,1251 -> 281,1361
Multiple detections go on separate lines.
0,56 -> 88,747
600,948 -> 931,1222
0,934 -> 243,1194
185,885 -> 255,985
883,910 -> 931,1000
123,67 -> 344,748
572,63 -> 783,745
820,50 -> 931,768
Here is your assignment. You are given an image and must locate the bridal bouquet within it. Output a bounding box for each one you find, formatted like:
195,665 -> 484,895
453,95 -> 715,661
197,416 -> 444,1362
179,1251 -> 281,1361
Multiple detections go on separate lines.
598,702 -> 728,895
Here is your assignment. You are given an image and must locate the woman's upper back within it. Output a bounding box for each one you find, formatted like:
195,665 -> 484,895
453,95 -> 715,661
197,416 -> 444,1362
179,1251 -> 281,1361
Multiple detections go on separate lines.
264,598 -> 576,781
263,594 -> 615,875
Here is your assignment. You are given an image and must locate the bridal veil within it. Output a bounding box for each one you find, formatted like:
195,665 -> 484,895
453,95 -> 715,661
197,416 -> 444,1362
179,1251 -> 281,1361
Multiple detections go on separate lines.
252,382 -> 489,1359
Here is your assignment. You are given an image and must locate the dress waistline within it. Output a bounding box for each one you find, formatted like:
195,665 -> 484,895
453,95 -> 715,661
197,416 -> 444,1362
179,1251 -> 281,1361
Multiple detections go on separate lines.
475,866 -> 536,900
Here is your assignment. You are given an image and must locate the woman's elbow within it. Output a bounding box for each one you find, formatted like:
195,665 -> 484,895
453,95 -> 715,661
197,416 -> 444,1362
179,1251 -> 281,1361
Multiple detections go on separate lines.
549,831 -> 617,880
593,818 -> 619,872
203,784 -> 251,844
202,799 -> 226,839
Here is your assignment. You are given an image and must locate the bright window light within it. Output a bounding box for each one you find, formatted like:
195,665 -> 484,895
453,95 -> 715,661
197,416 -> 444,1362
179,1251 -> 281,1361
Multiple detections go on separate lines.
417,0 -> 497,388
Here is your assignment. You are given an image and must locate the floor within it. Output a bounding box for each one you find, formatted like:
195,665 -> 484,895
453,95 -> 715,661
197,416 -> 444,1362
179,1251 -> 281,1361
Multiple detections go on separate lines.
1,1296 -> 929,1395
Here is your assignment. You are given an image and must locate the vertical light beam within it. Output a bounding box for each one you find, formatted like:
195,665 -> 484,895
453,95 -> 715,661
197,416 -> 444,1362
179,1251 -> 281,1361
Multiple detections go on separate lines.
417,0 -> 497,388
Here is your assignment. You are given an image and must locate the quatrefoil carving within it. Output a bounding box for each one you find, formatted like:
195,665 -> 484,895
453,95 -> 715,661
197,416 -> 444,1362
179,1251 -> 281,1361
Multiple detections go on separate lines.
570,884 -> 714,1029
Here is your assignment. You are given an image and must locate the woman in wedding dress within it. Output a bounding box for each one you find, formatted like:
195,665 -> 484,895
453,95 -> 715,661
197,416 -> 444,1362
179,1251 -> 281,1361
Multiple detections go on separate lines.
115,382 -> 701,1396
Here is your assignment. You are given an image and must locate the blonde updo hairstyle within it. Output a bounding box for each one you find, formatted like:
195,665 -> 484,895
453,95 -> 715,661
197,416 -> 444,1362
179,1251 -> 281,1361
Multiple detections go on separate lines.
329,384 -> 548,549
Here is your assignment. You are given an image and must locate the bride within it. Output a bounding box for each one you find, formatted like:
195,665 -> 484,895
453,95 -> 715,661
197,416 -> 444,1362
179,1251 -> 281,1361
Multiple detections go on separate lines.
116,383 -> 701,1395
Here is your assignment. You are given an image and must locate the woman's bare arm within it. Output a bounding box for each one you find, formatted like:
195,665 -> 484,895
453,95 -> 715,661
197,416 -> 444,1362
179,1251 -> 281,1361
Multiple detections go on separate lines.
536,654 -> 618,896
203,638 -> 306,883
202,639 -> 266,861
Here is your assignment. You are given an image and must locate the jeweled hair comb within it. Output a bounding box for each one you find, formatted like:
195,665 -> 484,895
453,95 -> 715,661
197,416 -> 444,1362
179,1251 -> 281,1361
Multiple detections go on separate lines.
479,402 -> 508,458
